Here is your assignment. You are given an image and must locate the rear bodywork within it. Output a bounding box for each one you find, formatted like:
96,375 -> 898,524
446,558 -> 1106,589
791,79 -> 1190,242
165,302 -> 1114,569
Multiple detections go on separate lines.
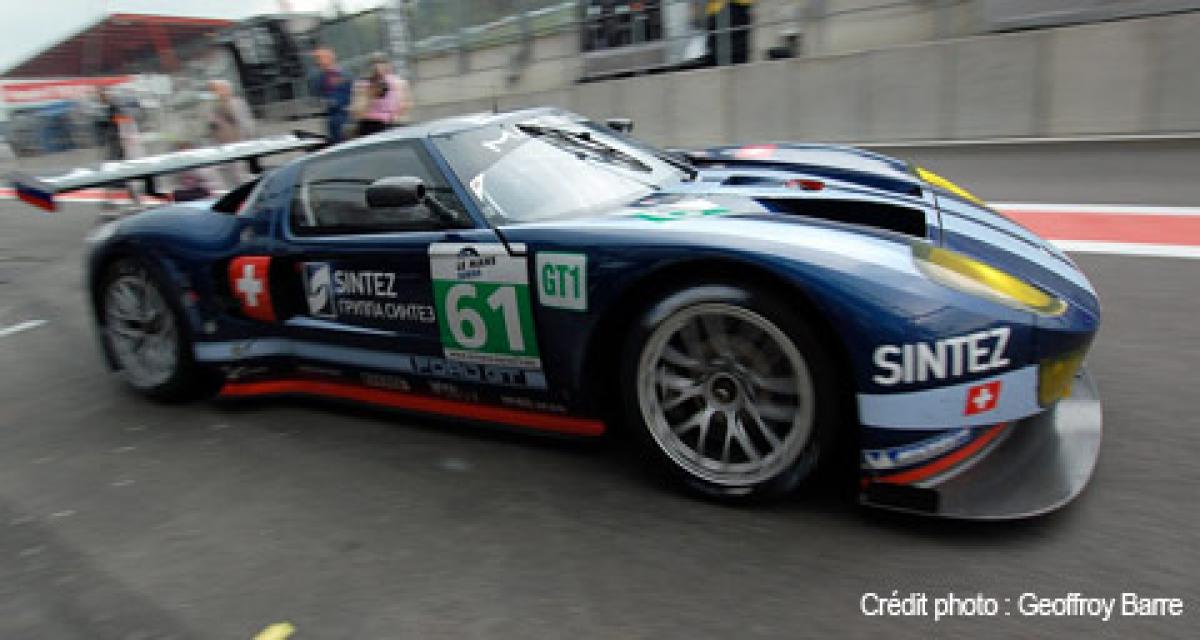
26,108 -> 1101,519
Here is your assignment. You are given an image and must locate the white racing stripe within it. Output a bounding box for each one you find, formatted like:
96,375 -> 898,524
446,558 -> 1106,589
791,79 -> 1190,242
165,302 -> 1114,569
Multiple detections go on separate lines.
0,319 -> 47,338
194,338 -> 549,390
858,365 -> 1041,429
993,203 -> 1200,217
1049,240 -> 1200,260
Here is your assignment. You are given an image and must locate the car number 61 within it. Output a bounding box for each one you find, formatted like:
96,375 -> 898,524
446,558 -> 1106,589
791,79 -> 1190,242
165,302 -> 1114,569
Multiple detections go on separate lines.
445,283 -> 525,351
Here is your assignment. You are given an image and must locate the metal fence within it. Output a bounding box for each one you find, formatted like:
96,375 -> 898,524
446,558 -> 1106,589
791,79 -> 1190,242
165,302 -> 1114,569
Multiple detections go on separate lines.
404,0 -> 847,91
401,0 -> 985,88
409,0 -> 575,51
403,0 -> 1200,87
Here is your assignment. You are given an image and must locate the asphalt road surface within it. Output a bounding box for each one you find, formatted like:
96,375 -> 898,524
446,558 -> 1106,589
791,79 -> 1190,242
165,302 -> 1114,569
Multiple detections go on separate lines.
0,194 -> 1196,638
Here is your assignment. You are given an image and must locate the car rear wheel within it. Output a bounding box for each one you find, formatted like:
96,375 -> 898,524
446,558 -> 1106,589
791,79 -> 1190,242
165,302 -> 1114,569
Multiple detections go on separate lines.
100,259 -> 217,401
620,284 -> 837,501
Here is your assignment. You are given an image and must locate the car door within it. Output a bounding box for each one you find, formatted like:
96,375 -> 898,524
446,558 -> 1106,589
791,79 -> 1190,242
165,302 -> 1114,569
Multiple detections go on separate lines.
271,139 -> 546,397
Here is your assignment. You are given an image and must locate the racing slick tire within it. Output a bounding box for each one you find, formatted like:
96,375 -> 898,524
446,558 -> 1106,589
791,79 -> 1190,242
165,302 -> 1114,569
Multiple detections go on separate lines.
619,283 -> 839,502
98,258 -> 219,402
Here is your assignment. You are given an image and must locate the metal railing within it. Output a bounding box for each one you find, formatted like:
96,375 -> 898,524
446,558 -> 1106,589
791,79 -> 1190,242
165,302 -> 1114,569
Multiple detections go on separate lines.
409,1 -> 815,87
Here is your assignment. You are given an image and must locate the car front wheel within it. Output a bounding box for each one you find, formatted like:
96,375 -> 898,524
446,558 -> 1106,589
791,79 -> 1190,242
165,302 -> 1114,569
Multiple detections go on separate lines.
620,284 -> 837,501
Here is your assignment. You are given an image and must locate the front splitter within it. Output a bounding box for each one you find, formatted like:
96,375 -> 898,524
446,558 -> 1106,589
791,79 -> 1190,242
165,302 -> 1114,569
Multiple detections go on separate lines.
862,367 -> 1103,520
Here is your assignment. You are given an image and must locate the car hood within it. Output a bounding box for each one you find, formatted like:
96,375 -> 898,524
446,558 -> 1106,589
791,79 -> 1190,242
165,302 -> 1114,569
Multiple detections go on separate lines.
671,143 -> 1099,318
687,143 -> 925,200
515,142 -> 1099,322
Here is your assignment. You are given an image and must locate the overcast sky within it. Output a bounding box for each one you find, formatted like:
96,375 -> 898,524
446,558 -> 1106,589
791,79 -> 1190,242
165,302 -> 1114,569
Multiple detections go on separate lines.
0,0 -> 385,74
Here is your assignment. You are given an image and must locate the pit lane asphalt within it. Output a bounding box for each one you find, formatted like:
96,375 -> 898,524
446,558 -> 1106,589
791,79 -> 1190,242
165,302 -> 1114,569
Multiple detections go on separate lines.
0,201 -> 1195,639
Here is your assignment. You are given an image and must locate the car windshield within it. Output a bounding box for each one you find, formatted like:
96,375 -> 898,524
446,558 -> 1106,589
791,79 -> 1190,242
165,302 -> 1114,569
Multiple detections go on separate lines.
432,120 -> 685,224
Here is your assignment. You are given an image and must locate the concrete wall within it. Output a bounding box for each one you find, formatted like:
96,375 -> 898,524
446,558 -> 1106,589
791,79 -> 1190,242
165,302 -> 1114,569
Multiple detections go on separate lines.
411,11 -> 1200,145
412,32 -> 581,107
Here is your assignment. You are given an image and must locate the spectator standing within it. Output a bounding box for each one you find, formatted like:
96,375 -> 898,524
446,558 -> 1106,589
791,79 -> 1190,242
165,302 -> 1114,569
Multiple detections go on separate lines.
206,79 -> 257,187
93,87 -> 139,210
705,0 -> 754,66
94,87 -> 136,161
311,47 -> 353,143
352,52 -> 412,137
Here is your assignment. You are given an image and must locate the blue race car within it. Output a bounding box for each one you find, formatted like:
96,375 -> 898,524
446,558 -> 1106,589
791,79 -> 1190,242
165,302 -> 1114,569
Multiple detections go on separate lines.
12,108 -> 1102,518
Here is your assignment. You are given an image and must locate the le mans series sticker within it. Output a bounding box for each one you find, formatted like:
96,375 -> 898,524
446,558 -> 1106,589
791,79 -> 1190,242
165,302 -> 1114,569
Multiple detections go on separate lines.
429,243 -> 542,369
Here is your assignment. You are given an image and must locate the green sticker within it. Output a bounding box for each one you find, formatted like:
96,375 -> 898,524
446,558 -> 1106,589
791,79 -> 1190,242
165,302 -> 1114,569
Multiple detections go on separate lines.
433,280 -> 539,364
631,207 -> 730,222
430,243 -> 541,369
536,252 -> 587,311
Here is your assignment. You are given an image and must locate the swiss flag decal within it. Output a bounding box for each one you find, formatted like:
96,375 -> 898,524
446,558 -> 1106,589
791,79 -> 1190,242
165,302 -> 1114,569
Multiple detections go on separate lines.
964,381 -> 1002,416
229,256 -> 276,322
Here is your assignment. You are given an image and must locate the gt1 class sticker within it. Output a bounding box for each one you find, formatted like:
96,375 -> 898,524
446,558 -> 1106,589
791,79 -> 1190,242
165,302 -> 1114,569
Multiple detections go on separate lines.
536,252 -> 587,311
303,262 -> 436,324
430,243 -> 541,369
873,327 -> 1011,386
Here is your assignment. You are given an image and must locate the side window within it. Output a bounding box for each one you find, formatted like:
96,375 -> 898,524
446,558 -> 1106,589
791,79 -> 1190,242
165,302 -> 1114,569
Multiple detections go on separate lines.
290,142 -> 470,235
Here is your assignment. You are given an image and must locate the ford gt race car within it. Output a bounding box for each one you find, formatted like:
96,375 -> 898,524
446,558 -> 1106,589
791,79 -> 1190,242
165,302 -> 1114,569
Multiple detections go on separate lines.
10,108 -> 1102,518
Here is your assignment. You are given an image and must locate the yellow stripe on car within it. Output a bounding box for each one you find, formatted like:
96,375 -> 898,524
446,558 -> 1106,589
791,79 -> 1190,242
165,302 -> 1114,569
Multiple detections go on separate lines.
914,244 -> 1067,316
1039,348 -> 1087,406
916,167 -> 986,206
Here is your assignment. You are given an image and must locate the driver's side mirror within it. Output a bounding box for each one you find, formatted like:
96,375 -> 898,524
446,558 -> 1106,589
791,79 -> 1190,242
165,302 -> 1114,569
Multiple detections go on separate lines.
366,176 -> 425,208
606,117 -> 634,134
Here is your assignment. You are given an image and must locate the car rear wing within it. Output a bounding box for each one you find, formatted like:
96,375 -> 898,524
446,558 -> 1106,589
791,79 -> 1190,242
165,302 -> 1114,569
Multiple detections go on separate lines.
9,132 -> 326,212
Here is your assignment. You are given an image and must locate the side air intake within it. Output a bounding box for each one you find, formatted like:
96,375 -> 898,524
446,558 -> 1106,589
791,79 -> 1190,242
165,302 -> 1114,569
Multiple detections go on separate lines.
757,198 -> 927,238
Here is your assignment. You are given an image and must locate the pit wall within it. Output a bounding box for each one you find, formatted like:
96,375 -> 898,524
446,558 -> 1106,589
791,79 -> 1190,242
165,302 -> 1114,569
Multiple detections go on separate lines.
410,11 -> 1200,147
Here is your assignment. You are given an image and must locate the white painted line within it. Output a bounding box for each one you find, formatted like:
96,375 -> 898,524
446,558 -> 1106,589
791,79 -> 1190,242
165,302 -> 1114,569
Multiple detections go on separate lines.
1051,240 -> 1200,260
0,319 -> 46,338
994,203 -> 1200,216
857,131 -> 1200,148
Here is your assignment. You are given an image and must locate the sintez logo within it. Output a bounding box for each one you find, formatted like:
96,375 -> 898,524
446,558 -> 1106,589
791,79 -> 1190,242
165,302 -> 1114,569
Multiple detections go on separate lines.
304,262 -> 335,318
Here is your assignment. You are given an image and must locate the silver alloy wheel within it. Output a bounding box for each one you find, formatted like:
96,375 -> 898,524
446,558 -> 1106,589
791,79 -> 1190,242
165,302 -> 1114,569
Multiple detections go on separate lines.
104,270 -> 179,389
636,302 -> 816,487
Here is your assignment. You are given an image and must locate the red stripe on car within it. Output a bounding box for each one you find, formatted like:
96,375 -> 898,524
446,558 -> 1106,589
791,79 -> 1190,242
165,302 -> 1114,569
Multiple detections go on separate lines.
875,423 -> 1008,485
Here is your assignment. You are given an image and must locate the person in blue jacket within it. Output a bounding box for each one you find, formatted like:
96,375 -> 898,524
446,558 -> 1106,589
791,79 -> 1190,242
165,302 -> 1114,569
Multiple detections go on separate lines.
311,47 -> 353,143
